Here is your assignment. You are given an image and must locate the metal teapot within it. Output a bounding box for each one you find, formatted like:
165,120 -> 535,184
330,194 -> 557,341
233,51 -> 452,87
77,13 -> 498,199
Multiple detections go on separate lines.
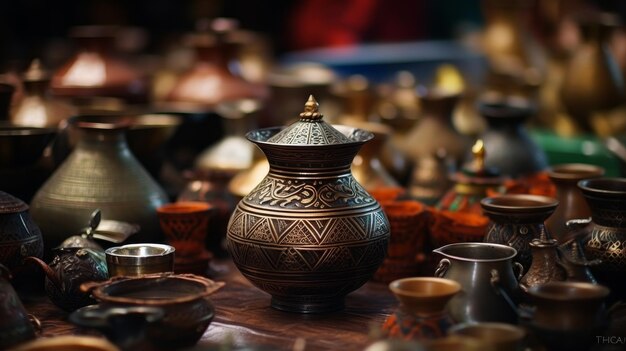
59,209 -> 140,251
26,247 -> 108,312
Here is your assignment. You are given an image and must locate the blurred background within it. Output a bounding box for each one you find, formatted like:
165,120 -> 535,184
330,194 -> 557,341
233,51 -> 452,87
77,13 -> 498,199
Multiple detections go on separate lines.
2,0 -> 626,258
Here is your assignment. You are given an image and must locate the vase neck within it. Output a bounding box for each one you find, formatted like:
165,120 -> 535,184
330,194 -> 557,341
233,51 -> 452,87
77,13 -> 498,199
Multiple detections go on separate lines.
75,127 -> 129,152
255,142 -> 363,173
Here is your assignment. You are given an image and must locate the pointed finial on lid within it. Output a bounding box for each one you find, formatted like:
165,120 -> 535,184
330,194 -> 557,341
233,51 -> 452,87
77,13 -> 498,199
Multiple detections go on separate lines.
472,139 -> 485,171
299,95 -> 324,121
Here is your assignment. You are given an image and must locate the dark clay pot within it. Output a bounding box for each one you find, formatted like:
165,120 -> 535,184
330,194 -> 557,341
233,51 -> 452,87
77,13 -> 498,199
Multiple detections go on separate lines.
546,163 -> 604,242
30,116 -> 169,254
476,100 -> 548,177
26,247 -> 108,312
0,264 -> 36,349
579,178 -> 626,296
0,191 -> 43,270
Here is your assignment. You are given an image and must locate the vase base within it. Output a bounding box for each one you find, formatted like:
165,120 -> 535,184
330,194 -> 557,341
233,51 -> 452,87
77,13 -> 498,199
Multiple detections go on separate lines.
271,296 -> 344,314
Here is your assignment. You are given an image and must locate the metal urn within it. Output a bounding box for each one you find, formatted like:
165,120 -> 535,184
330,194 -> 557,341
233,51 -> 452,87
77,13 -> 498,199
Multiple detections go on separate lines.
227,96 -> 390,313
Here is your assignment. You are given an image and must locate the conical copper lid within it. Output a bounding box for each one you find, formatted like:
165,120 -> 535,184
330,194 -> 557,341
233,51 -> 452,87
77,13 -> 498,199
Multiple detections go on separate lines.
267,95 -> 351,145
0,191 -> 28,213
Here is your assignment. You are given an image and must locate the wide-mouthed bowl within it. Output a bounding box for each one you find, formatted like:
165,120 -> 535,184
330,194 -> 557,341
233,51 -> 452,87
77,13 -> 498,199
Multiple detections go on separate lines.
0,123 -> 56,169
81,273 -> 224,348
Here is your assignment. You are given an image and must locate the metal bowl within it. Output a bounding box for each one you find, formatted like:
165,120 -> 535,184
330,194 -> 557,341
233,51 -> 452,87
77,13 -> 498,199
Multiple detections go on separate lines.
0,123 -> 56,169
105,243 -> 174,277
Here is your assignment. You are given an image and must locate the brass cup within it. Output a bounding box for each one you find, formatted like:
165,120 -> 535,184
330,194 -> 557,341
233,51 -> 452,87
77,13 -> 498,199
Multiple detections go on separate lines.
105,243 -> 175,277
389,277 -> 461,315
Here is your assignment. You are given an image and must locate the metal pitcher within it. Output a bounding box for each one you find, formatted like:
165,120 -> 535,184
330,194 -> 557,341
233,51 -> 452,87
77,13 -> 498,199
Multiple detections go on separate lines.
433,242 -> 523,324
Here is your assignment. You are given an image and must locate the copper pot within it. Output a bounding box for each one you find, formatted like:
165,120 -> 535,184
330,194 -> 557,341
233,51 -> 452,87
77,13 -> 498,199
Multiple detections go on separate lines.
545,163 -> 604,241
51,26 -> 148,103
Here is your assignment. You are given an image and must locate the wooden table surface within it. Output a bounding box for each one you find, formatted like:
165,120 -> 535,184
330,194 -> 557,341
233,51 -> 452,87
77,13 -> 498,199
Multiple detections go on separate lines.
21,259 -> 396,351
21,260 -> 626,351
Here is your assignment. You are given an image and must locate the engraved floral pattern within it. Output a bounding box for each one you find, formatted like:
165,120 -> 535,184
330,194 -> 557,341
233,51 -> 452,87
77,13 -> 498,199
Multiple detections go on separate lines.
246,176 -> 373,209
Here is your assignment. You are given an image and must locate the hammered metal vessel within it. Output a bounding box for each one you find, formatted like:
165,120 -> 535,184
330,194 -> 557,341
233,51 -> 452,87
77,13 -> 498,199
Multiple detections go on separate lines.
227,96 -> 390,313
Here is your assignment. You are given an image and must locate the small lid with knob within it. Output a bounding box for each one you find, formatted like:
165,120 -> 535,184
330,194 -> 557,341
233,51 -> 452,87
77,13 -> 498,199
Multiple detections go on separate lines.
266,95 -> 352,145
452,139 -> 504,186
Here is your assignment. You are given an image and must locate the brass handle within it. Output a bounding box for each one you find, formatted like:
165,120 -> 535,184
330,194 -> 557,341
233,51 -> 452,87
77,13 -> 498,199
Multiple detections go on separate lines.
513,262 -> 524,281
435,259 -> 451,278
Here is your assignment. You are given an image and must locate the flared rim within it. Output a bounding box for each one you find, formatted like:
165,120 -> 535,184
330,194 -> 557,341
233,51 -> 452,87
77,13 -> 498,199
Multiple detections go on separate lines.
578,178 -> 626,198
480,194 -> 558,213
433,242 -> 518,262
548,163 -> 605,181
246,125 -> 373,147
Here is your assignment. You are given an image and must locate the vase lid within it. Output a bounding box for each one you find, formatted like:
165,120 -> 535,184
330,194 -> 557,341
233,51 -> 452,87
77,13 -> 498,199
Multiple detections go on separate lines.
0,191 -> 28,213
266,95 -> 352,145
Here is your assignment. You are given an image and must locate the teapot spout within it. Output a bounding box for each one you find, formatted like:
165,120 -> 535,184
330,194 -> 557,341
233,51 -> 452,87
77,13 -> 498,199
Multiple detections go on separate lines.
24,256 -> 61,289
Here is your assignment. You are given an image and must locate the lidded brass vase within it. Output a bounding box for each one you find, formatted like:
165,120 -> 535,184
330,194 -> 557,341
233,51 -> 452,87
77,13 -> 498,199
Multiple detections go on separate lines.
226,96 -> 390,313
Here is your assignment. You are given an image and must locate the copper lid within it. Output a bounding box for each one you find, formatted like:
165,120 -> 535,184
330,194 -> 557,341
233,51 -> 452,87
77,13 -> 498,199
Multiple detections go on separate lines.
267,95 -> 351,145
0,191 -> 28,213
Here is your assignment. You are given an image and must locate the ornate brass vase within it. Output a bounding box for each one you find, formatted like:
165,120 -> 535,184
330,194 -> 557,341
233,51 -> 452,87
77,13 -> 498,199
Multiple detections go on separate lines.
226,96 -> 390,313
